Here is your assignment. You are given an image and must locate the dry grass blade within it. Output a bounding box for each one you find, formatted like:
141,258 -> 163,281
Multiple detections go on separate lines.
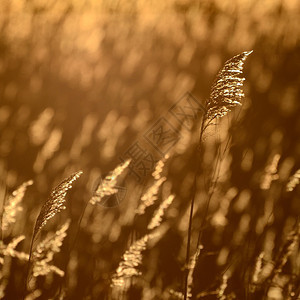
152,154 -> 170,180
184,50 -> 252,300
136,177 -> 166,215
111,234 -> 151,288
260,153 -> 281,190
90,159 -> 131,205
272,222 -> 300,276
2,180 -> 33,232
32,220 -> 70,277
147,194 -> 174,230
0,235 -> 29,264
136,156 -> 169,215
286,169 -> 300,192
33,171 -> 82,239
186,245 -> 203,299
207,50 -> 253,120
262,222 -> 300,298
250,252 -> 264,291
217,274 -> 228,300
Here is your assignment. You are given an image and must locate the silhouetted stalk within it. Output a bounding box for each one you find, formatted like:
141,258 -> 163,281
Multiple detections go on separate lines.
183,116 -> 206,300
58,197 -> 90,297
196,122 -> 232,248
22,226 -> 36,300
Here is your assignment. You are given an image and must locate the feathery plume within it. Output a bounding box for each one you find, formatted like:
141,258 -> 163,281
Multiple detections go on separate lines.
111,234 -> 151,288
33,171 -> 82,239
286,169 -> 300,192
32,220 -> 70,277
152,154 -> 170,180
2,180 -> 33,231
148,194 -> 174,230
136,154 -> 169,214
272,222 -> 300,276
135,155 -> 170,215
207,51 -> 253,120
90,159 -> 131,205
0,235 -> 29,264
250,252 -> 264,291
186,245 -> 203,299
136,177 -> 166,215
217,274 -> 228,300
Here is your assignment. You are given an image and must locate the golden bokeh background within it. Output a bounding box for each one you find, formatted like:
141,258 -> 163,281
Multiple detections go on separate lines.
0,1 -> 300,299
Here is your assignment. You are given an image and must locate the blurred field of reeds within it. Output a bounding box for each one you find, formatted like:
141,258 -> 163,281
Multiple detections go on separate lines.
0,0 -> 300,299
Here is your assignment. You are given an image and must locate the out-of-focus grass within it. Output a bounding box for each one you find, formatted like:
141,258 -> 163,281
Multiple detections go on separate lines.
0,1 -> 300,299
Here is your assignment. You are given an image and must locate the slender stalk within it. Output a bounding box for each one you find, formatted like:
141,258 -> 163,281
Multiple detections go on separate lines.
197,113 -> 238,248
184,116 -> 230,299
22,229 -> 36,300
58,197 -> 90,296
70,198 -> 90,251
183,116 -> 206,300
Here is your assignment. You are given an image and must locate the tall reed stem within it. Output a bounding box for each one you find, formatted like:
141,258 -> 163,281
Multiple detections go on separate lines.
22,226 -> 36,300
183,116 -> 206,300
